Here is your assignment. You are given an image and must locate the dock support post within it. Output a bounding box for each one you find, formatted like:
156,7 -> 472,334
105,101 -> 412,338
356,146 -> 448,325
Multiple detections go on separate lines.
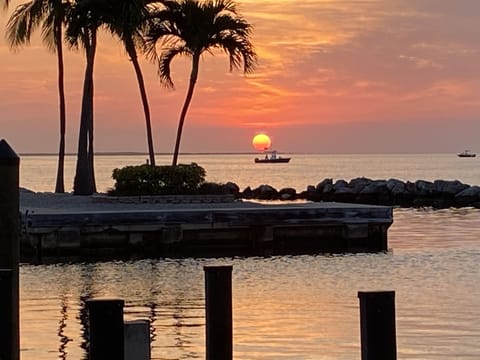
204,265 -> 233,360
124,320 -> 150,360
87,299 -> 125,360
358,290 -> 397,360
0,139 -> 20,360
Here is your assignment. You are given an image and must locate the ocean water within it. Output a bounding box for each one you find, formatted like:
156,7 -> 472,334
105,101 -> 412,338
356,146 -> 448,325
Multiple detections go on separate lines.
19,153 -> 480,193
17,154 -> 480,359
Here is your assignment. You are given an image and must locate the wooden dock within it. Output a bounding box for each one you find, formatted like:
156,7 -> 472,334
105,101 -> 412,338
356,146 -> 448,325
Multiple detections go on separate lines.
21,201 -> 393,262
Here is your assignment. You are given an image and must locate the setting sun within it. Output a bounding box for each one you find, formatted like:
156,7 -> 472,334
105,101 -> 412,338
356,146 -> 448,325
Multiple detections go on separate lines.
252,133 -> 272,151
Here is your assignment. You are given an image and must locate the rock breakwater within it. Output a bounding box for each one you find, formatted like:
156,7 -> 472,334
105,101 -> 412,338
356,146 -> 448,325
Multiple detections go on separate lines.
226,178 -> 480,208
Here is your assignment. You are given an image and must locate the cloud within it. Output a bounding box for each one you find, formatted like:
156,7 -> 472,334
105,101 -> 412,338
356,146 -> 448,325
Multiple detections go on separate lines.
398,55 -> 444,70
2,0 -> 480,153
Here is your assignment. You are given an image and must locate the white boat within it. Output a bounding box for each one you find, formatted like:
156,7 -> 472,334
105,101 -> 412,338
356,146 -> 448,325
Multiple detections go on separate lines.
254,150 -> 291,163
457,150 -> 476,158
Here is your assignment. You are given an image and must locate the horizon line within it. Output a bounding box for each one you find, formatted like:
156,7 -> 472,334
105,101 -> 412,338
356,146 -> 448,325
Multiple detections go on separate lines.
18,151 -> 465,156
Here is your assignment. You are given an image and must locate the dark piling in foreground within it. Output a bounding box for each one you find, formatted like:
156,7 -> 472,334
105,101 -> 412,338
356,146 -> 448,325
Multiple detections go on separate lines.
87,299 -> 125,360
0,139 -> 20,360
358,291 -> 397,360
205,265 -> 233,360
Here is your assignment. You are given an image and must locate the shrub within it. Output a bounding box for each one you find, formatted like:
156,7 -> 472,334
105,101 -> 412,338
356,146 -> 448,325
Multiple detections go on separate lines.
109,163 -> 207,195
198,182 -> 230,195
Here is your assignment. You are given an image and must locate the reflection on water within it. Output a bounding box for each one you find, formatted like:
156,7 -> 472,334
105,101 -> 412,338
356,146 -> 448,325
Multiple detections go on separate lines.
19,208 -> 480,360
57,293 -> 70,360
389,207 -> 480,251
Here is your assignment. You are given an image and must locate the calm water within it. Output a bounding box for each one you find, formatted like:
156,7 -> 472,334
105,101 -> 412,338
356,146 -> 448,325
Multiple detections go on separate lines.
19,154 -> 480,359
19,153 -> 480,193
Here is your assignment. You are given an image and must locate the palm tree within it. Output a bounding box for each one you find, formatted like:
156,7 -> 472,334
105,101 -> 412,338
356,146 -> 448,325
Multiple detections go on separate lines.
100,0 -> 157,166
5,0 -> 70,193
145,0 -> 257,166
66,0 -> 102,195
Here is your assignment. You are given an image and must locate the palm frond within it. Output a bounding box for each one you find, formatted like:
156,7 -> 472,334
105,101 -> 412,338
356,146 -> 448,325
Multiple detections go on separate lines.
6,0 -> 70,52
210,0 -> 238,16
6,0 -> 46,48
65,0 -> 103,50
41,10 -> 56,51
214,13 -> 250,36
145,0 -> 257,86
158,45 -> 189,88
144,10 -> 183,59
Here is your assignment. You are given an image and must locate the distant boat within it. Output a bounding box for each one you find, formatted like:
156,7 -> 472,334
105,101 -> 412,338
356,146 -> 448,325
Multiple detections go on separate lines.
255,150 -> 291,163
457,150 -> 476,158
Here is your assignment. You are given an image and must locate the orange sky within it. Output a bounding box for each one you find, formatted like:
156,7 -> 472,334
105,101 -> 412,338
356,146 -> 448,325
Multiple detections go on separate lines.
1,0 -> 480,154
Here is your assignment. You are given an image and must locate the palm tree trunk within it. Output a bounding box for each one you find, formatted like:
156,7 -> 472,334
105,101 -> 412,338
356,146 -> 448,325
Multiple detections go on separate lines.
54,22 -> 66,193
73,64 -> 90,195
88,31 -> 97,193
126,39 -> 155,166
172,52 -> 200,166
73,30 -> 97,195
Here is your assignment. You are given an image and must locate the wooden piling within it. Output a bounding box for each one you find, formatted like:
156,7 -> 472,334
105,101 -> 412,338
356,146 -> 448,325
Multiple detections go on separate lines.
87,299 -> 125,360
0,139 -> 20,360
124,320 -> 150,360
358,290 -> 397,360
204,265 -> 233,360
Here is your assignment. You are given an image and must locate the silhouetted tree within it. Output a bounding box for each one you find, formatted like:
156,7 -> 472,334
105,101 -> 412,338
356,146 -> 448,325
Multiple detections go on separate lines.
6,0 -> 71,192
100,0 -> 157,166
66,0 -> 102,195
145,0 -> 256,165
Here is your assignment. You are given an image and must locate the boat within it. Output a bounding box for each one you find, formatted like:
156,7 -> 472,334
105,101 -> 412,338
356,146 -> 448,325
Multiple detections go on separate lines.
254,150 -> 291,163
457,150 -> 476,158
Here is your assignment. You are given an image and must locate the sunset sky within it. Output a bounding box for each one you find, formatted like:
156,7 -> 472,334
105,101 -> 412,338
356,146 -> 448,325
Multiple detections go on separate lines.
1,0 -> 480,154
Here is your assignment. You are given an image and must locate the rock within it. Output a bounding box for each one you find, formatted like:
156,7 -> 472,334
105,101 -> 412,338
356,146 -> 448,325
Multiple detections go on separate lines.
387,179 -> 413,206
241,186 -> 254,199
415,180 -> 435,196
360,180 -> 388,195
454,186 -> 480,206
316,179 -> 333,193
433,180 -> 469,195
323,182 -> 334,194
412,197 -> 432,207
255,184 -> 278,200
333,179 -> 349,191
280,192 -> 294,200
279,187 -> 297,200
236,178 -> 480,208
335,187 -> 355,194
278,188 -> 297,200
357,180 -> 389,205
349,177 -> 372,193
405,181 -> 416,193
386,178 -> 405,194
387,178 -> 406,192
331,180 -> 351,203
303,185 -> 321,201
224,181 -> 240,195
332,186 -> 356,203
455,186 -> 479,197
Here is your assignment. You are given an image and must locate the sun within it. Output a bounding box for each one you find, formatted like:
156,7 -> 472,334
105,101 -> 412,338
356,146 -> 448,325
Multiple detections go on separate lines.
252,133 -> 272,151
